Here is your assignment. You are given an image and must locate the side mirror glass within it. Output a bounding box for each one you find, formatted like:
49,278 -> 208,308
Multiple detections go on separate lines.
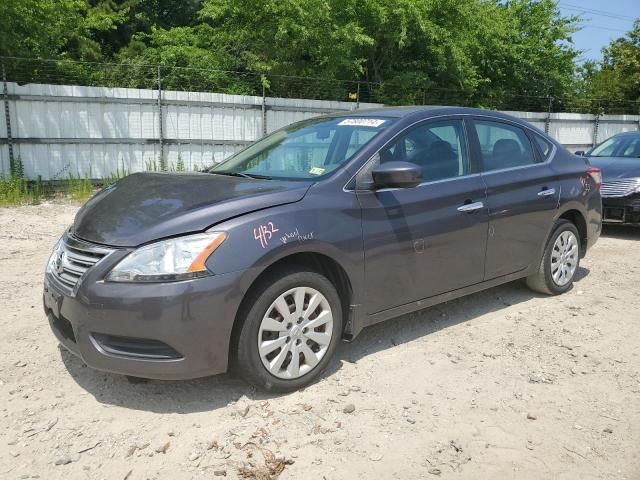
372,161 -> 423,189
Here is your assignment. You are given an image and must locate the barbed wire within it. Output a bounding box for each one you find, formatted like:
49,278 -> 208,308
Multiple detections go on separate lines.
0,56 -> 638,114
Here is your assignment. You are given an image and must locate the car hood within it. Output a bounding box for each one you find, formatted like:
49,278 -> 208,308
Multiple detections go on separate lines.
72,172 -> 312,247
587,157 -> 640,182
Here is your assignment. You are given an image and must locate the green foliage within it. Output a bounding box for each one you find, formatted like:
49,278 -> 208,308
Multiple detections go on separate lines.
0,0 -> 85,58
0,159 -> 41,206
0,174 -> 31,206
66,172 -> 94,202
176,156 -> 185,172
10,156 -> 24,178
0,0 -> 636,112
104,163 -> 129,185
576,20 -> 640,114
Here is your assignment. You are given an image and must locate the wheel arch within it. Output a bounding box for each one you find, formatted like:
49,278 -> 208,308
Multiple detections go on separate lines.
228,251 -> 354,364
557,208 -> 588,256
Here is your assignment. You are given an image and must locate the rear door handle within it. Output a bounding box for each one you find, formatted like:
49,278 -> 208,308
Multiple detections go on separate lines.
537,188 -> 556,197
457,201 -> 484,213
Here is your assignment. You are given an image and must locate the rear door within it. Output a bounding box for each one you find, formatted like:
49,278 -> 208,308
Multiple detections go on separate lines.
470,118 -> 559,279
356,117 -> 489,314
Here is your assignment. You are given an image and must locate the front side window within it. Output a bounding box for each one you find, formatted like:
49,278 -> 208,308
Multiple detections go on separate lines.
474,120 -> 536,171
379,119 -> 470,182
209,116 -> 395,180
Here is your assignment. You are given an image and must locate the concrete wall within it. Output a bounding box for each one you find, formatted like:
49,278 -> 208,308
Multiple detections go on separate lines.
1,82 -> 638,180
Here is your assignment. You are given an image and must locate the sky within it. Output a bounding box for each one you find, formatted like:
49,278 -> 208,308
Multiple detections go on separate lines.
557,0 -> 639,62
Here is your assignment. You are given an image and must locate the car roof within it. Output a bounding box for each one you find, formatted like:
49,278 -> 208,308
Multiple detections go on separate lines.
334,105 -> 531,123
615,131 -> 640,137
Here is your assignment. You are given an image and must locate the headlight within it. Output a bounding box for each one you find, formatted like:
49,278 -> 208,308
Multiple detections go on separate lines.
46,237 -> 64,273
106,232 -> 227,283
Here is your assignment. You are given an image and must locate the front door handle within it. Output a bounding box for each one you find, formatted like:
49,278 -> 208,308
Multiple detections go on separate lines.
457,201 -> 484,213
537,188 -> 556,197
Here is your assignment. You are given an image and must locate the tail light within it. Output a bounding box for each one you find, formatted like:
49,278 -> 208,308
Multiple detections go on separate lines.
586,167 -> 602,191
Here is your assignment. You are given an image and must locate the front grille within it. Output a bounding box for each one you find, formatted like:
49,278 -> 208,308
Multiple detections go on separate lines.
600,178 -> 640,198
52,233 -> 114,289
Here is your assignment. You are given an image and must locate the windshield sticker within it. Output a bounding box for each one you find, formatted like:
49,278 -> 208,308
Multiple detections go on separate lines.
338,118 -> 386,128
280,228 -> 314,245
309,167 -> 325,176
254,222 -> 279,249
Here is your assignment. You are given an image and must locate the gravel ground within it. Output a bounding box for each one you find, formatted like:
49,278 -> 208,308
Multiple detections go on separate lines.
1,203 -> 639,480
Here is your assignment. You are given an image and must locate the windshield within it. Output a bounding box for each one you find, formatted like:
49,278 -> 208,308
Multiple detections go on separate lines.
209,116 -> 396,180
589,135 -> 640,158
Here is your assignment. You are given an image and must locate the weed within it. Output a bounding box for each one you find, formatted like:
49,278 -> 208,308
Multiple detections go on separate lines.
66,172 -> 93,202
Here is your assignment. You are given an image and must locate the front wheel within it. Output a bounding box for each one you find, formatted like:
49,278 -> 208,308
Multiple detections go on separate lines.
234,267 -> 342,392
526,219 -> 581,295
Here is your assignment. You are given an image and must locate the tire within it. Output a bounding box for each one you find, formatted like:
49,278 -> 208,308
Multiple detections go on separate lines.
526,219 -> 581,295
233,267 -> 343,392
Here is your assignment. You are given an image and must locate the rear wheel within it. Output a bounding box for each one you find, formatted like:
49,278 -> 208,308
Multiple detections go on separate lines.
526,219 -> 581,295
234,267 -> 342,392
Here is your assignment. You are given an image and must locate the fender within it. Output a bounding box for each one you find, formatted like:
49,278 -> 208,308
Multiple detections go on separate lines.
203,188 -> 367,338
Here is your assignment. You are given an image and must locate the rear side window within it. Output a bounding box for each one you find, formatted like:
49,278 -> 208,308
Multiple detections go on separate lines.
533,134 -> 553,159
622,137 -> 640,157
474,120 -> 536,172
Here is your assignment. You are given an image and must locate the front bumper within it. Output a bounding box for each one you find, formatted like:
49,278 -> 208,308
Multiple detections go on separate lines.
602,194 -> 640,224
43,267 -> 245,380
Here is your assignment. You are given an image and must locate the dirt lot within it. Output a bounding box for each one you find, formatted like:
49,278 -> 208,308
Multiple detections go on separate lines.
1,203 -> 639,480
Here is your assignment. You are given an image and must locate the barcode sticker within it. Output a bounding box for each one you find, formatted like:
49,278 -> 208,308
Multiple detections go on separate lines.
338,118 -> 386,127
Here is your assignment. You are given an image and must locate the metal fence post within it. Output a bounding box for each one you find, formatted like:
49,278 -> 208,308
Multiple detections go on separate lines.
592,105 -> 603,147
157,66 -> 164,166
545,97 -> 553,134
262,83 -> 267,137
2,62 -> 15,175
356,82 -> 361,110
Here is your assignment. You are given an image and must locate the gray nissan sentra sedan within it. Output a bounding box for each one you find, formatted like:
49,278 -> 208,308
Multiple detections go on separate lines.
44,107 -> 602,391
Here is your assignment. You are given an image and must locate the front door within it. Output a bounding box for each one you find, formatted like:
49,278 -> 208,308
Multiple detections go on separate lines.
469,118 -> 560,279
356,118 -> 489,314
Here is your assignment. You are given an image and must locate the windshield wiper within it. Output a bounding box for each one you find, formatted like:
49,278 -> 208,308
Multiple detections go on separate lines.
210,171 -> 272,180
243,173 -> 273,179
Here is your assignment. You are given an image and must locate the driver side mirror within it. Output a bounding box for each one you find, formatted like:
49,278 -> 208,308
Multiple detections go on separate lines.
372,161 -> 423,189
574,150 -> 586,156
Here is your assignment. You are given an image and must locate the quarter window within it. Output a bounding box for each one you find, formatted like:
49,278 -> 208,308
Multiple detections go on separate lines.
379,119 -> 469,182
534,134 -> 553,159
474,120 -> 536,171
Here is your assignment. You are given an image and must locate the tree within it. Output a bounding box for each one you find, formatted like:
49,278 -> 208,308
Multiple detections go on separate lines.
578,20 -> 639,113
1,0 -> 589,111
0,0 -> 85,58
69,0 -> 203,61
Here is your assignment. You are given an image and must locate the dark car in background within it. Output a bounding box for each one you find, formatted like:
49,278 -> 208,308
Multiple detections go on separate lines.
577,132 -> 640,225
43,107 -> 602,392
